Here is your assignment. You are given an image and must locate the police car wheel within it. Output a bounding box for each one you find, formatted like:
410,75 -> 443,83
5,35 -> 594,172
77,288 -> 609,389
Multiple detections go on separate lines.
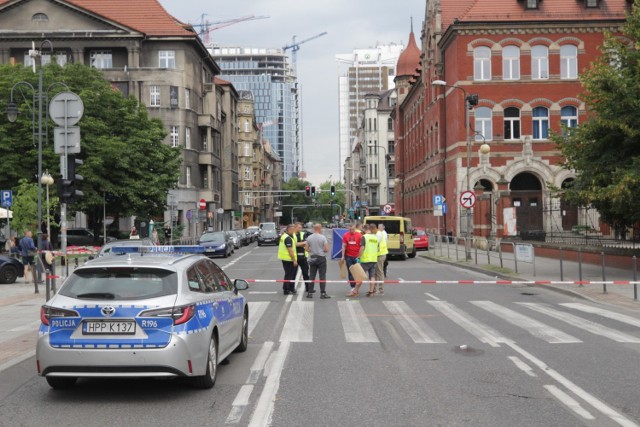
0,265 -> 18,284
234,310 -> 249,353
193,335 -> 218,389
46,376 -> 77,390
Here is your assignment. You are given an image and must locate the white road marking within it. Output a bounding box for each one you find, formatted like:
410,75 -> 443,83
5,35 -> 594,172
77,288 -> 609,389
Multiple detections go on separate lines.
295,269 -> 304,302
247,341 -> 274,384
397,277 -> 406,282
383,301 -> 446,344
226,384 -> 255,424
279,301 -> 314,342
518,303 -> 640,343
428,301 -> 506,347
249,291 -> 278,295
544,385 -> 595,421
224,248 -> 258,268
248,341 -> 291,427
506,341 -> 638,427
424,292 -> 440,301
247,302 -> 270,336
285,294 -> 293,303
337,301 -> 379,343
507,356 -> 537,377
472,301 -> 581,344
560,303 -> 640,328
8,320 -> 40,332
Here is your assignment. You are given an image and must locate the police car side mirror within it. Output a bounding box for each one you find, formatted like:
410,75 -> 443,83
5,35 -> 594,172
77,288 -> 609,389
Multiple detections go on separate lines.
234,279 -> 249,291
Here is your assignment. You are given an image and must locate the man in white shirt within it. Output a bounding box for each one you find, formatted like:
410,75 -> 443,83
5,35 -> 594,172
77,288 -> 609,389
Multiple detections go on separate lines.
305,223 -> 331,299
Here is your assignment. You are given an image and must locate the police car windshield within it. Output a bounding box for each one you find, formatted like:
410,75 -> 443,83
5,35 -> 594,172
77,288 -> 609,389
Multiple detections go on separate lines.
59,267 -> 178,300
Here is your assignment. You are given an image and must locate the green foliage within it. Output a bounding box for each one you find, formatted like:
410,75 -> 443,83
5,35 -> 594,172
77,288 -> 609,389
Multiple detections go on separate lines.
11,179 -> 38,233
280,178 -> 345,224
553,3 -> 640,235
0,63 -> 181,231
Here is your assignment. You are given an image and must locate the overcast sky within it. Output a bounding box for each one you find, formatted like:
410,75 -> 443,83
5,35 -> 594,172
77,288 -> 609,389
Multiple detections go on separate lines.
160,0 -> 425,186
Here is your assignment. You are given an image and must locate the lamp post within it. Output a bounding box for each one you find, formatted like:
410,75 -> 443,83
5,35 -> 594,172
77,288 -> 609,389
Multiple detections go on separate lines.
432,79 -> 479,260
41,171 -> 54,237
367,143 -> 390,207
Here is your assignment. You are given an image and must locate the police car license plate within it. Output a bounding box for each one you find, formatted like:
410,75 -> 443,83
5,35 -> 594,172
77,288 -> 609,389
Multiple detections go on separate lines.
83,320 -> 136,335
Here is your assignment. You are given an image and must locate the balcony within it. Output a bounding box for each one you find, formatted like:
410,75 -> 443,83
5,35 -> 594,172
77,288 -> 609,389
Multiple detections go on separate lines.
199,152 -> 214,165
198,113 -> 217,129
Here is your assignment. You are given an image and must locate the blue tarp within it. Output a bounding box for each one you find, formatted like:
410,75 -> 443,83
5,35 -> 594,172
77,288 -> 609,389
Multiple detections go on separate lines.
331,228 -> 348,259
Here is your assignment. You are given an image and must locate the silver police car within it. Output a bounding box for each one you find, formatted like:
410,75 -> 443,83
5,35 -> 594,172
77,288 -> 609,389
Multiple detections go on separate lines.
36,246 -> 249,390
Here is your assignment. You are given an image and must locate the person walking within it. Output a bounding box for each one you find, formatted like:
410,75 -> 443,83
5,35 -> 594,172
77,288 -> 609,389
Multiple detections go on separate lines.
349,224 -> 379,297
376,223 -> 389,295
151,227 -> 159,245
129,226 -> 139,239
278,224 -> 298,295
306,223 -> 331,299
20,229 -> 36,285
341,222 -> 362,290
294,222 -> 311,294
39,233 -> 55,281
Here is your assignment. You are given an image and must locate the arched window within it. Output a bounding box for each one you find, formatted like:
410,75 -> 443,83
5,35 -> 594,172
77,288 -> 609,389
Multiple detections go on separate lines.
560,45 -> 578,79
503,107 -> 521,140
532,107 -> 549,140
502,46 -> 520,80
475,107 -> 493,141
387,117 -> 393,131
531,45 -> 549,80
561,106 -> 578,132
474,46 -> 492,81
32,13 -> 48,22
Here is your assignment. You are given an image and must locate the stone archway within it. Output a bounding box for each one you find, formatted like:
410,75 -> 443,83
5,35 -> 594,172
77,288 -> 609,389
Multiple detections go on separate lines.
561,178 -> 578,231
510,172 -> 544,237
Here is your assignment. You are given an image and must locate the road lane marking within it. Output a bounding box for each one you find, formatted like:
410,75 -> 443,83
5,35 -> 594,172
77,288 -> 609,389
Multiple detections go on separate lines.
338,301 -> 378,343
249,291 -> 278,295
544,385 -> 595,421
472,301 -> 581,344
560,303 -> 640,328
224,248 -> 259,268
518,303 -> 640,343
279,301 -> 313,342
295,269 -> 304,302
507,356 -> 537,377
383,301 -> 446,344
247,341 -> 274,384
226,384 -> 255,424
424,292 -> 440,301
248,341 -> 291,427
248,302 -> 270,336
506,341 -> 638,427
428,301 -> 506,347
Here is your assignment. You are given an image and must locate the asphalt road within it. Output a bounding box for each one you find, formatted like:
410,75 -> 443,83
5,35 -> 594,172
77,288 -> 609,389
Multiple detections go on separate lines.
1,236 -> 639,427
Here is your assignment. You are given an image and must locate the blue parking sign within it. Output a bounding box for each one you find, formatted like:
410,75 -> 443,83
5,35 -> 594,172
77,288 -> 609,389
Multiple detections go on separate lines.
433,194 -> 444,207
1,190 -> 11,208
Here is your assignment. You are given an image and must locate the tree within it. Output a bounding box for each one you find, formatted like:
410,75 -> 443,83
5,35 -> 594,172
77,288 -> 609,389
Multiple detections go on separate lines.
553,4 -> 640,237
280,177 -> 312,224
0,63 -> 181,236
10,179 -> 38,234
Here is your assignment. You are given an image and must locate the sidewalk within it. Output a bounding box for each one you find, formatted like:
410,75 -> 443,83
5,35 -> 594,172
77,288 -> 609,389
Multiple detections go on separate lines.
424,242 -> 640,311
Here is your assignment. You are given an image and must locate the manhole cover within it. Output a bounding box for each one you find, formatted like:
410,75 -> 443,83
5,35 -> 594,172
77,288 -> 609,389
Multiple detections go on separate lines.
452,345 -> 485,356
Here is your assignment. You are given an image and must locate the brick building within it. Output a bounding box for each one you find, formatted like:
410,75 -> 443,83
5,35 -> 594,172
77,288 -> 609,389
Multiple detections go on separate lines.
395,0 -> 632,239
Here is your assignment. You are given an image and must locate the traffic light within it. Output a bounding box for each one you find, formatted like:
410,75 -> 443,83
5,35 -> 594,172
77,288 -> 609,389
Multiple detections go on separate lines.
57,155 -> 84,204
311,186 -> 316,197
330,185 -> 336,196
305,186 -> 311,197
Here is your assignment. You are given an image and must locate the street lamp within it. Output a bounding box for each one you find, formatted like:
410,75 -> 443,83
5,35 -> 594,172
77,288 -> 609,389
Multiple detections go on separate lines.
367,143 -> 390,207
432,79 -> 479,260
41,172 -> 54,237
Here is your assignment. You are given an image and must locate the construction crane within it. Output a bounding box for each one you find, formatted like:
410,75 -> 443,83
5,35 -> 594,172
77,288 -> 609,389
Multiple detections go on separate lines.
191,14 -> 270,46
283,31 -> 328,76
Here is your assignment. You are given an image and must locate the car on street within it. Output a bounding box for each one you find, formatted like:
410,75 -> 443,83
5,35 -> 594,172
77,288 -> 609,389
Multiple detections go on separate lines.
226,231 -> 241,250
246,226 -> 259,240
97,238 -> 154,257
0,255 -> 24,284
257,228 -> 279,246
233,230 -> 250,247
58,228 -> 117,247
36,245 -> 250,390
413,227 -> 429,251
199,232 -> 233,258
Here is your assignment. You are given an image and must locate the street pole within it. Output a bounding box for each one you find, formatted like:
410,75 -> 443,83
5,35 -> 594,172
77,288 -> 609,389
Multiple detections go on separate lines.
465,96 -> 472,261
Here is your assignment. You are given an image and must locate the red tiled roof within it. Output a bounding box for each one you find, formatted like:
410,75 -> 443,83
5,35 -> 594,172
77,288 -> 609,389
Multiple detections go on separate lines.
444,0 -> 629,26
214,77 -> 231,85
0,0 -> 195,37
396,30 -> 421,78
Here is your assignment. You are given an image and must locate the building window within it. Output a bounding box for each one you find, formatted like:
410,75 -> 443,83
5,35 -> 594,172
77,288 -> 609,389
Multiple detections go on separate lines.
185,88 -> 190,109
531,45 -> 549,80
159,50 -> 176,69
25,52 -> 67,67
504,107 -> 521,140
560,106 -> 579,131
90,50 -> 112,69
526,0 -> 540,8
150,85 -> 160,107
474,46 -> 491,81
374,118 -> 377,131
586,0 -> 599,7
186,166 -> 191,187
32,13 -> 48,22
475,107 -> 493,141
244,119 -> 250,133
532,107 -> 549,140
185,127 -> 191,149
502,46 -> 520,80
560,45 -> 578,79
244,142 -> 251,157
387,117 -> 393,131
244,166 -> 251,180
170,126 -> 179,147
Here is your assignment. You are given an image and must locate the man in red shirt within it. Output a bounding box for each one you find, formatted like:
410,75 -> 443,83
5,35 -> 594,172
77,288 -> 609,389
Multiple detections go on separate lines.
341,222 -> 362,290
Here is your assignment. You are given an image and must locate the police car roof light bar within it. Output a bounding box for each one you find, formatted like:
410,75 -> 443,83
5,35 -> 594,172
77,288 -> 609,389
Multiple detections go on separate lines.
111,246 -> 205,254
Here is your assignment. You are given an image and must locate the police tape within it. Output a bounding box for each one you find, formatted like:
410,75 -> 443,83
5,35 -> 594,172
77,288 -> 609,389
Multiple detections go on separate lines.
243,279 -> 640,285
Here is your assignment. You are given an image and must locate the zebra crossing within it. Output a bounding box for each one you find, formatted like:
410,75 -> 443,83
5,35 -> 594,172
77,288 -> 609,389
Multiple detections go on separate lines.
247,299 -> 640,346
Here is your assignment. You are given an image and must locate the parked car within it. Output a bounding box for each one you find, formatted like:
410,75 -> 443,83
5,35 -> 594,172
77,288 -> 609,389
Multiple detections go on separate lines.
199,232 -> 233,258
257,228 -> 279,246
243,229 -> 255,244
0,255 -> 24,284
413,227 -> 429,251
247,226 -> 259,240
58,228 -> 117,247
233,230 -> 249,247
97,238 -> 154,257
226,231 -> 240,250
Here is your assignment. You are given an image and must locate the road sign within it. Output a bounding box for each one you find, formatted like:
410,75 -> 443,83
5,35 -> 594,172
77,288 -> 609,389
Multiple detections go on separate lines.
434,205 -> 443,217
49,92 -> 84,127
442,202 -> 448,214
433,194 -> 444,206
459,191 -> 476,209
1,190 -> 12,207
54,126 -> 81,154
382,204 -> 392,214
199,199 -> 206,210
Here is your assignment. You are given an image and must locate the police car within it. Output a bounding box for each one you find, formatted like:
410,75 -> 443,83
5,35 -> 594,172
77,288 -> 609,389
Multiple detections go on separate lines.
36,246 -> 249,390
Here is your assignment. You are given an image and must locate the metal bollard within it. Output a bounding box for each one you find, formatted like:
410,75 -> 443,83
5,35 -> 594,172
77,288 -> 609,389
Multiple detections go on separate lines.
578,248 -> 583,287
601,252 -> 607,294
487,243 -> 491,265
633,256 -> 638,301
559,247 -> 564,282
446,236 -> 450,259
499,243 -> 503,268
474,242 -> 478,265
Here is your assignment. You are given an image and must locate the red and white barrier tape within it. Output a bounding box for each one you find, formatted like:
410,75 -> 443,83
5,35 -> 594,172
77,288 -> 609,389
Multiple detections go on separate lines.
244,279 -> 640,286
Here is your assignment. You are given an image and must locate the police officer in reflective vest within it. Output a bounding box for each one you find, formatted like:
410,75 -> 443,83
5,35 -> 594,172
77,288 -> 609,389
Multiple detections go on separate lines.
278,224 -> 298,295
295,222 -> 311,294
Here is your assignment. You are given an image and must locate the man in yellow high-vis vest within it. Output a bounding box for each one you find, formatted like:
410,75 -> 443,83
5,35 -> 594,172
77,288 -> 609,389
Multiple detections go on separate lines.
375,223 -> 389,295
278,224 -> 298,295
355,224 -> 380,297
